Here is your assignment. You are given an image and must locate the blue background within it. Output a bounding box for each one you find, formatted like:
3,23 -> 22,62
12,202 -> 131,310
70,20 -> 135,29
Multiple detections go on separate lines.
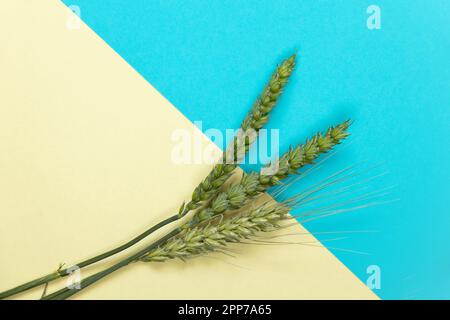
62,0 -> 450,299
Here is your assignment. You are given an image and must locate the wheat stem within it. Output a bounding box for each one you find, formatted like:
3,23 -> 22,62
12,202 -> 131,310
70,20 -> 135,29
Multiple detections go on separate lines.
41,228 -> 182,300
0,214 -> 179,300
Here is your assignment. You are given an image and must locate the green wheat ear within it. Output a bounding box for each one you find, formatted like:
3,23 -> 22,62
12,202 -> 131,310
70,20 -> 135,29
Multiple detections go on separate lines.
181,54 -> 297,216
241,53 -> 296,132
188,120 -> 350,224
141,202 -> 291,262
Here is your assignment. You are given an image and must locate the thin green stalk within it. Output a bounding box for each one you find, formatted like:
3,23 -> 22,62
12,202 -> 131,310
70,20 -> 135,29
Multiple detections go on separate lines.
0,214 -> 178,299
0,54 -> 296,299
0,273 -> 61,300
42,228 -> 182,300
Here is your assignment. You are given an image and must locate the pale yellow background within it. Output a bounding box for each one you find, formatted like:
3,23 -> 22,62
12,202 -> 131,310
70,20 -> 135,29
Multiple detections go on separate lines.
0,1 -> 377,299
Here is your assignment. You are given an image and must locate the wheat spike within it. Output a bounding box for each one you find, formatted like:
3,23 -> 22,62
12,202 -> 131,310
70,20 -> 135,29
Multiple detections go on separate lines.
141,202 -> 291,262
179,54 -> 297,215
189,120 -> 350,224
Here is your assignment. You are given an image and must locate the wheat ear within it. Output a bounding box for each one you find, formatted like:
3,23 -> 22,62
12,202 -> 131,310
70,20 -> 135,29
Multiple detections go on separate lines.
141,202 -> 291,262
189,120 -> 350,224
181,54 -> 296,215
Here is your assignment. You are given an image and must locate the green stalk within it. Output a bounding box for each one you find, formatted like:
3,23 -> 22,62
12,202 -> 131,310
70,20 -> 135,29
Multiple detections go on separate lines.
0,214 -> 178,299
42,228 -> 181,300
0,54 -> 297,299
